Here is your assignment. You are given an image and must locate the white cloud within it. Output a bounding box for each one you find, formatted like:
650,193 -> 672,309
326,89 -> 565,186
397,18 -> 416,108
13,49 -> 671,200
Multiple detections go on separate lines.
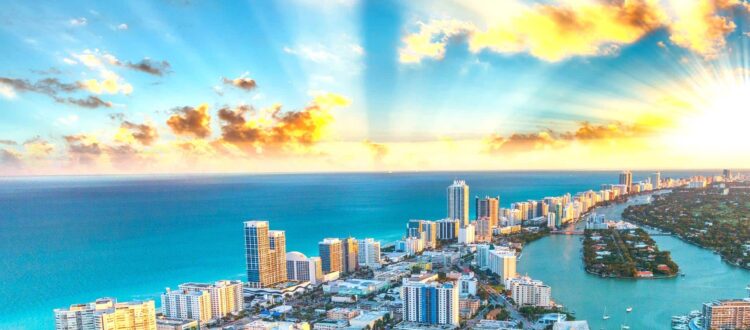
55,114 -> 79,126
117,23 -> 128,30
69,17 -> 87,26
0,82 -> 17,99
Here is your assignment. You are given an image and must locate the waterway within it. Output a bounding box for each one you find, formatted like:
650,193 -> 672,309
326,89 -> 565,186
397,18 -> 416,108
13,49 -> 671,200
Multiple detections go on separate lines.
518,194 -> 750,329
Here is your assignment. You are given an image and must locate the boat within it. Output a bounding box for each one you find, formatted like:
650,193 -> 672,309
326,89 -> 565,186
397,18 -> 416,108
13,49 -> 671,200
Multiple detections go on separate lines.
621,325 -> 630,330
672,324 -> 688,330
688,310 -> 701,318
603,306 -> 610,320
626,307 -> 633,313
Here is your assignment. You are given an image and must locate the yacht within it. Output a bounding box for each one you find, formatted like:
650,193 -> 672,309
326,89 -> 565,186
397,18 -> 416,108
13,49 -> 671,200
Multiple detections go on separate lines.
603,307 -> 610,320
626,307 -> 633,313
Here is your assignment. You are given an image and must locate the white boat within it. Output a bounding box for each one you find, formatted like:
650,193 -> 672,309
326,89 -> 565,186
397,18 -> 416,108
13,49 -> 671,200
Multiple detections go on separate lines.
672,324 -> 688,330
621,325 -> 630,330
688,310 -> 701,318
603,306 -> 610,320
626,307 -> 633,313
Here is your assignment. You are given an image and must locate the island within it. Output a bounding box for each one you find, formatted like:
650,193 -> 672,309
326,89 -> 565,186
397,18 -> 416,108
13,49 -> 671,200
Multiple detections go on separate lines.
623,182 -> 750,268
583,228 -> 679,278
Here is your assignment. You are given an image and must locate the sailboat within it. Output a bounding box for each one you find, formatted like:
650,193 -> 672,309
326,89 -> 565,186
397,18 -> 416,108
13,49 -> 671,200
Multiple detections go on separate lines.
602,306 -> 610,320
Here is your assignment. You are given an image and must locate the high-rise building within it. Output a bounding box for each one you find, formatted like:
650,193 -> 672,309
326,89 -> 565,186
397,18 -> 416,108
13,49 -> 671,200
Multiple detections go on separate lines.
244,221 -> 287,288
286,251 -> 323,285
619,170 -> 633,193
342,237 -> 359,273
723,169 -> 733,180
447,180 -> 469,227
474,218 -> 492,243
506,276 -> 551,308
161,288 -> 212,323
401,280 -> 459,326
703,299 -> 750,329
319,238 -> 343,274
436,218 -> 459,240
651,172 -> 661,189
476,196 -> 499,229
55,298 -> 157,330
357,238 -> 382,267
407,220 -> 437,249
488,249 -> 517,282
178,281 -> 243,320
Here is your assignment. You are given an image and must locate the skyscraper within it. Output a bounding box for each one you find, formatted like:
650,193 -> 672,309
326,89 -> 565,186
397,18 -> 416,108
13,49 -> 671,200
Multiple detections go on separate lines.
401,280 -> 459,326
342,237 -> 359,273
447,180 -> 469,227
651,172 -> 661,189
476,196 -> 499,229
244,221 -> 287,288
319,238 -> 343,274
619,170 -> 633,193
357,238 -> 381,267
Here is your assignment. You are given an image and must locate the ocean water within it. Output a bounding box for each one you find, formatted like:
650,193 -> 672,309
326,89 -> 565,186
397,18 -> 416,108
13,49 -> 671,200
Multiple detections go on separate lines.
0,171 -> 717,329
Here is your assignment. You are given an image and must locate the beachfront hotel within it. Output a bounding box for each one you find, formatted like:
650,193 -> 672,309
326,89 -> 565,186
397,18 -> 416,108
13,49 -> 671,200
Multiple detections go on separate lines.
506,276 -> 552,308
160,288 -> 212,323
54,298 -> 157,330
488,248 -> 517,282
447,180 -> 469,228
342,237 -> 359,273
286,251 -> 324,285
476,196 -> 500,229
319,238 -> 343,274
244,221 -> 288,288
175,280 -> 243,320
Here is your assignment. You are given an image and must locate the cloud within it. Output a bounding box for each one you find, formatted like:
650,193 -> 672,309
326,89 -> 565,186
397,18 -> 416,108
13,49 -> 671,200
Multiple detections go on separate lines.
668,0 -> 738,59
122,59 -> 171,76
0,76 -> 113,108
222,73 -> 257,91
72,50 -> 134,94
217,93 -> 350,155
0,139 -> 17,145
64,134 -> 103,165
23,137 -> 54,158
56,95 -> 112,108
118,121 -> 158,146
485,121 -> 661,154
117,23 -> 128,30
0,149 -> 22,168
69,17 -> 87,26
166,104 -> 212,138
363,140 -> 388,163
400,0 -> 746,62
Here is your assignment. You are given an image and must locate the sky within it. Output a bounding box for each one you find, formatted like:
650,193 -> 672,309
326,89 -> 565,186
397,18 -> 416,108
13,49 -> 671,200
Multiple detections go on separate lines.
1,0 -> 750,175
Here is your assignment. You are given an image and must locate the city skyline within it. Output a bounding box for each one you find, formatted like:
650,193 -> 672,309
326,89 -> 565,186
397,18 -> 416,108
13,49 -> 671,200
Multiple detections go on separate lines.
2,0 -> 750,176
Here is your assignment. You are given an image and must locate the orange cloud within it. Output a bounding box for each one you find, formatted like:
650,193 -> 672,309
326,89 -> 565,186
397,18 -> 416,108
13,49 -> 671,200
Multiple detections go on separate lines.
401,0 -> 745,62
217,93 -> 349,155
486,120 -> 664,154
118,121 -> 158,146
222,73 -> 257,91
166,104 -> 212,138
363,139 -> 388,163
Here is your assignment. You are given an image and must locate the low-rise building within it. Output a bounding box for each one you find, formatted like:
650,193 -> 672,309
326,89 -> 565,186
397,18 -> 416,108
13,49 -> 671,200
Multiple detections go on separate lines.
155,317 -> 199,330
312,319 -> 349,330
322,279 -> 389,296
349,311 -> 390,329
325,307 -> 360,320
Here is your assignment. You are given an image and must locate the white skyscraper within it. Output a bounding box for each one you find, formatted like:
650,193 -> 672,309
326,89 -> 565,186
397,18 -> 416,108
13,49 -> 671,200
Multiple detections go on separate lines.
488,249 -> 517,282
357,238 -> 382,267
447,180 -> 469,227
